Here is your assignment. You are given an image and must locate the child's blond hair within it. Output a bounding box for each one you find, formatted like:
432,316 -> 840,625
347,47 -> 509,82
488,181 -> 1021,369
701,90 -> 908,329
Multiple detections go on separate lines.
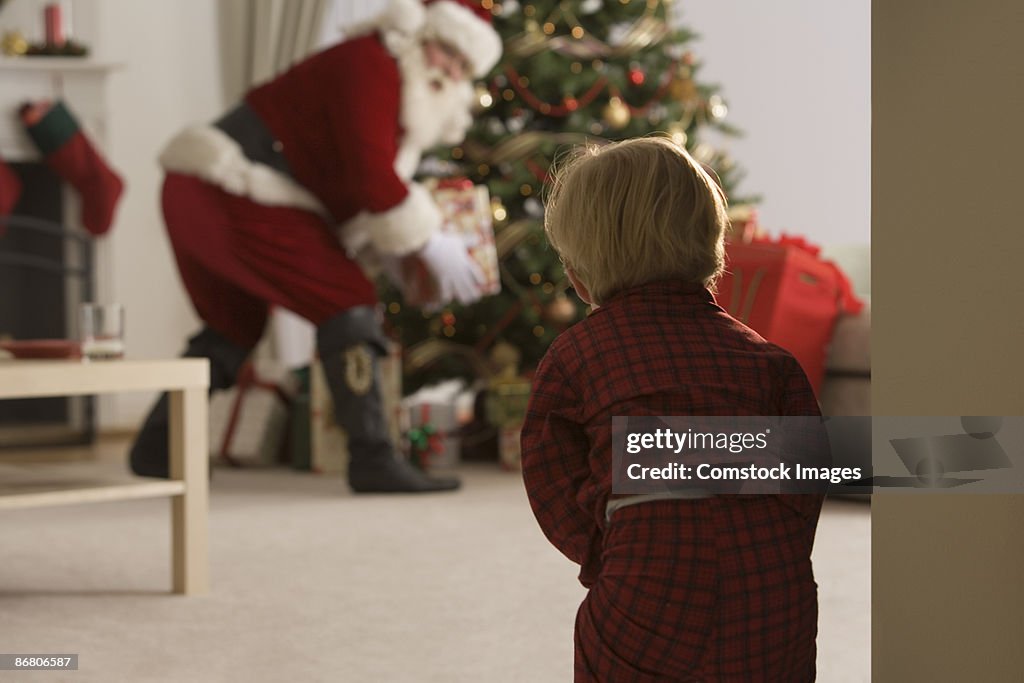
543,136 -> 729,304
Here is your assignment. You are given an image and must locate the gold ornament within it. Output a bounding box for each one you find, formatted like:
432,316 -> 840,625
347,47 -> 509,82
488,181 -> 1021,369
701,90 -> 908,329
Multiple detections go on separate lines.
667,122 -> 688,146
692,142 -> 715,163
708,94 -> 728,120
602,97 -> 631,129
669,76 -> 698,103
2,30 -> 29,56
491,197 -> 508,223
544,295 -> 577,324
475,84 -> 494,110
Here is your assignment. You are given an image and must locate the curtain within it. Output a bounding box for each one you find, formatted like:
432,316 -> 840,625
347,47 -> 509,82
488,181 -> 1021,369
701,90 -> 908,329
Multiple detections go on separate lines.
248,0 -> 329,85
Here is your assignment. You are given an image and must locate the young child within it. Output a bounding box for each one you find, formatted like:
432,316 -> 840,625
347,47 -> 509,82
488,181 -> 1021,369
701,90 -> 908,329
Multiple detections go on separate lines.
522,137 -> 824,682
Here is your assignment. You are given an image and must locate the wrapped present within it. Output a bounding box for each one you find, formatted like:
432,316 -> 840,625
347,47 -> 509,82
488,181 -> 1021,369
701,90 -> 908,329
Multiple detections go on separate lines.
433,178 -> 501,295
498,425 -> 523,471
209,360 -> 295,466
715,237 -> 864,394
402,379 -> 475,470
485,381 -> 531,428
484,341 -> 532,428
310,342 -> 403,474
401,178 -> 501,305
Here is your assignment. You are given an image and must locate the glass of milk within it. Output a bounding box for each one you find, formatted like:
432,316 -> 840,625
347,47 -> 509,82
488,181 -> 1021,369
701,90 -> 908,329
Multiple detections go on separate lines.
79,303 -> 125,360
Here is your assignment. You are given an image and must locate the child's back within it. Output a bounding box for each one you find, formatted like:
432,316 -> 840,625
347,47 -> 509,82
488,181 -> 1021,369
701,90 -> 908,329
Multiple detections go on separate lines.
525,278 -> 822,681
522,137 -> 823,681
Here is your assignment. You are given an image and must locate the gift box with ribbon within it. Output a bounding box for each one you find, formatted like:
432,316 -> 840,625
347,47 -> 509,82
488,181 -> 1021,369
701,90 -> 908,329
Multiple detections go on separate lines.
498,425 -> 523,472
401,178 -> 501,305
209,360 -> 297,466
433,177 -> 500,296
715,235 -> 864,394
402,379 -> 475,470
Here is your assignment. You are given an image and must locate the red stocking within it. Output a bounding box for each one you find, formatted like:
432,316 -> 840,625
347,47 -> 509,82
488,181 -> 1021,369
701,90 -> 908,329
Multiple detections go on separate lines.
22,100 -> 123,236
0,155 -> 21,219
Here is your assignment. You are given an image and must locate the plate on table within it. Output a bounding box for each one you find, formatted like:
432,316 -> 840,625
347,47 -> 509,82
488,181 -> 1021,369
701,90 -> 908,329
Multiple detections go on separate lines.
0,339 -> 82,359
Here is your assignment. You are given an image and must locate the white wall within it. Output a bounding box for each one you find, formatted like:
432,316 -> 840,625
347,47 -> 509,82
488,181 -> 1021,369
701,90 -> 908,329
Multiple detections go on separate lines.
677,1 -> 871,246
93,0 -> 226,427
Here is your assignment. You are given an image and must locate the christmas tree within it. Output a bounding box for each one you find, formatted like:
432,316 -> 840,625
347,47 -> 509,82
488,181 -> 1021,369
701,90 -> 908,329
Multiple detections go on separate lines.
386,0 -> 748,388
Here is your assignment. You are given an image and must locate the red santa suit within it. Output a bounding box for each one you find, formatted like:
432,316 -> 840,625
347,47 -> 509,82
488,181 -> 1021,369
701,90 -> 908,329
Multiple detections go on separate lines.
128,0 -> 501,493
155,0 -> 499,348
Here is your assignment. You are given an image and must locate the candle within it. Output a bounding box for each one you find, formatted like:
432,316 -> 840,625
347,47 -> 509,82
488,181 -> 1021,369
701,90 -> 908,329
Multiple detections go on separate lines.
44,3 -> 66,47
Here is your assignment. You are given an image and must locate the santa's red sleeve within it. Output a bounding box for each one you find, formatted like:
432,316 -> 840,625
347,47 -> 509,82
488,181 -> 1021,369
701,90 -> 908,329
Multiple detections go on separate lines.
329,44 -> 441,257
521,347 -> 604,587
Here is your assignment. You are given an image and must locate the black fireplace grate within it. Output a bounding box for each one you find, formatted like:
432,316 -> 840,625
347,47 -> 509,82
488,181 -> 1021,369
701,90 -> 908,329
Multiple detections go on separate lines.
0,162 -> 95,448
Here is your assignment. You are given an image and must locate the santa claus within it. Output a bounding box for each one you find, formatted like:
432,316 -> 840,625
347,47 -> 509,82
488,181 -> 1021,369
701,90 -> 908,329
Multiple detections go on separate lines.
130,0 -> 502,493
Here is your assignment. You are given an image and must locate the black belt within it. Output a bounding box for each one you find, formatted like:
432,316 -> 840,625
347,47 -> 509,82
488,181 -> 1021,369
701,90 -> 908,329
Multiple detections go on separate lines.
213,103 -> 294,178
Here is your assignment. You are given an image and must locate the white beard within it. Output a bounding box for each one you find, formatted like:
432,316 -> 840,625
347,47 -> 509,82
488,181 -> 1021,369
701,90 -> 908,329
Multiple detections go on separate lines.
393,40 -> 475,177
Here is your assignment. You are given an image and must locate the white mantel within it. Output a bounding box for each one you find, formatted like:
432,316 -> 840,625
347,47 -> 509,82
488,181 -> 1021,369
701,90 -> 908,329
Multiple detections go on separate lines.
0,57 -> 120,159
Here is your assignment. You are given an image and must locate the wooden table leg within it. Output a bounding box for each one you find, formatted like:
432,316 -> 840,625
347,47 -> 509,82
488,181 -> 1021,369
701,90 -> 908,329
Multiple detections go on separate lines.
169,386 -> 209,595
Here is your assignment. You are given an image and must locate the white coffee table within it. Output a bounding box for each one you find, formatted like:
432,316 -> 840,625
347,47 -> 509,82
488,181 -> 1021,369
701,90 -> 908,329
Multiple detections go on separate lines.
0,358 -> 209,595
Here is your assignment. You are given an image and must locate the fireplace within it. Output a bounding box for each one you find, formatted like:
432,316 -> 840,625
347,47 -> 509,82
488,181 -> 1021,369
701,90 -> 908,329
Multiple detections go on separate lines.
0,55 -> 118,447
0,161 -> 94,447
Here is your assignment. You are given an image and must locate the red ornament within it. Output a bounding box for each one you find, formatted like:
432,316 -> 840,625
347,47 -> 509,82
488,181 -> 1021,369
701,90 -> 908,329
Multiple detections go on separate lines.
629,68 -> 645,86
564,97 -> 579,111
441,311 -> 456,326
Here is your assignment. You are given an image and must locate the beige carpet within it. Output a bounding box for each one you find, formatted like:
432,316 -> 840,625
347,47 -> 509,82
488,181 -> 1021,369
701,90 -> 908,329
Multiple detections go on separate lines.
1,443 -> 869,682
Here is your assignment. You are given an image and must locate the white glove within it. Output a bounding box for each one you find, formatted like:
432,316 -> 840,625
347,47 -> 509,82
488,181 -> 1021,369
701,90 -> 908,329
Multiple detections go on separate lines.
417,232 -> 485,306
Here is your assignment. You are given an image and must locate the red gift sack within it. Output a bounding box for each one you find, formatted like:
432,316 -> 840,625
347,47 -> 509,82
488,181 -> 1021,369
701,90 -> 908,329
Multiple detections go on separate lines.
715,238 -> 863,394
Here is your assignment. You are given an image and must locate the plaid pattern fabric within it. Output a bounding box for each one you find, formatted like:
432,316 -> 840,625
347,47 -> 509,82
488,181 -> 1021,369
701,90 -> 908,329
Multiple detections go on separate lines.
521,280 -> 823,682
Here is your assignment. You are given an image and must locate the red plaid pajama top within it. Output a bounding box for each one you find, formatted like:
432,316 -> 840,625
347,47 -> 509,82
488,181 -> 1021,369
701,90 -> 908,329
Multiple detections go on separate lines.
522,280 -> 824,682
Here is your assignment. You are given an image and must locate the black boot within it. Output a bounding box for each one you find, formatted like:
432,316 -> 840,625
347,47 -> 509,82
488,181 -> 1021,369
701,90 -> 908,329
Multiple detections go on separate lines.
129,327 -> 250,478
318,308 -> 460,493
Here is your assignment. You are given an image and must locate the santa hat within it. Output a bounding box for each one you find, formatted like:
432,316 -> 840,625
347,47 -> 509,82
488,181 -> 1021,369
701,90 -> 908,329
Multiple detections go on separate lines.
422,0 -> 502,77
354,0 -> 501,78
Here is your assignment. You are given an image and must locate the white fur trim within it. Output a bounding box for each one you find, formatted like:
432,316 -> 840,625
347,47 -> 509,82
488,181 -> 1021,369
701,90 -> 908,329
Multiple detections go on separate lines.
424,2 -> 502,77
341,182 -> 440,256
395,143 -> 422,180
345,0 -> 425,42
159,125 -> 326,214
